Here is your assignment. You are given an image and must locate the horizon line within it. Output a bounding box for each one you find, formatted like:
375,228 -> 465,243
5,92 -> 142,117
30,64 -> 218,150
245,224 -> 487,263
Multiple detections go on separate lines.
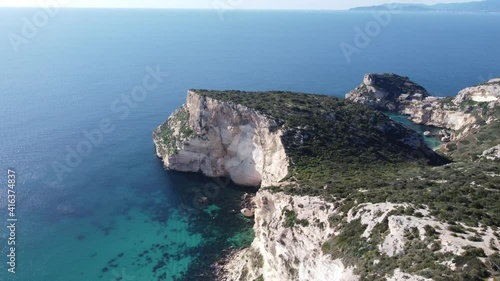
0,6 -> 352,11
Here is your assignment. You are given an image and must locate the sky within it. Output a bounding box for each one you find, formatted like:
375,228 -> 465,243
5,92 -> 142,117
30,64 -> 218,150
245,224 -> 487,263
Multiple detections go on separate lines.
0,0 -> 482,10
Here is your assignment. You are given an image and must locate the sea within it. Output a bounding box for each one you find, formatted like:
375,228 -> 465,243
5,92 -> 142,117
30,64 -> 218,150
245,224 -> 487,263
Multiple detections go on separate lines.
0,8 -> 499,281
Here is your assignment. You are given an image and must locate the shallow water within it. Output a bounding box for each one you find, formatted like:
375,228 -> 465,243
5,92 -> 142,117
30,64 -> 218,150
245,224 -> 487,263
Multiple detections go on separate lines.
385,112 -> 443,149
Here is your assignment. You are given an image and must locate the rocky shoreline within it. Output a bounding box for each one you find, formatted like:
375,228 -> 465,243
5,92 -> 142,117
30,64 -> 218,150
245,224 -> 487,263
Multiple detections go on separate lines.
347,74 -> 499,139
154,75 -> 500,281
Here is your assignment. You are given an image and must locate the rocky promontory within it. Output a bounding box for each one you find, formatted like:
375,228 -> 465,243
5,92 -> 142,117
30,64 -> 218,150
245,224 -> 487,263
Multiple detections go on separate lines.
347,73 -> 500,161
154,90 -> 446,187
345,73 -> 429,112
153,90 -> 289,187
154,86 -> 499,281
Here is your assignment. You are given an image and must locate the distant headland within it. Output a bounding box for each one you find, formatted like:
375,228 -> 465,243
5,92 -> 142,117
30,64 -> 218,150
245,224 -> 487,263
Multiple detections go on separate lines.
350,0 -> 500,13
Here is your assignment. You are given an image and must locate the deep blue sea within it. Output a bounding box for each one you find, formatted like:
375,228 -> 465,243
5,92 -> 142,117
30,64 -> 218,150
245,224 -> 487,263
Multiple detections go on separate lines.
0,8 -> 499,281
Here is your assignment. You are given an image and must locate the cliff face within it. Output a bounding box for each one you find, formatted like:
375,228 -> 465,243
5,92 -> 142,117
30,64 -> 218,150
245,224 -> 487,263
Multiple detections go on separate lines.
154,88 -> 499,281
401,80 -> 500,131
154,90 -> 445,188
219,190 -> 357,281
344,72 -> 476,131
153,90 -> 289,187
346,74 -> 499,132
397,97 -> 478,131
453,78 -> 500,104
220,190 -> 500,281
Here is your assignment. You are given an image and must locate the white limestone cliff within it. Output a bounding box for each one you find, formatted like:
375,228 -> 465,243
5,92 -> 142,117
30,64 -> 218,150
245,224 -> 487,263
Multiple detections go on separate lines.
346,76 -> 500,150
219,190 -> 358,281
218,191 -> 500,281
154,87 -> 499,281
453,79 -> 500,104
153,90 -> 289,187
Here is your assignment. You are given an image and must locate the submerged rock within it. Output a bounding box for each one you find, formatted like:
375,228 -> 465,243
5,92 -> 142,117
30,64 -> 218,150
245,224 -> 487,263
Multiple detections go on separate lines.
240,208 -> 254,218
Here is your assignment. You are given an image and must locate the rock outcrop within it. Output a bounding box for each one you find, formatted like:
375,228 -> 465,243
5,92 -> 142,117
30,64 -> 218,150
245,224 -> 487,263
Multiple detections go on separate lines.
402,79 -> 500,131
454,78 -> 500,104
481,144 -> 500,160
154,87 -> 499,281
219,190 -> 357,281
153,90 -> 289,187
346,73 -> 429,112
346,74 -> 499,131
219,191 -> 500,280
346,74 -> 500,160
154,90 -> 447,187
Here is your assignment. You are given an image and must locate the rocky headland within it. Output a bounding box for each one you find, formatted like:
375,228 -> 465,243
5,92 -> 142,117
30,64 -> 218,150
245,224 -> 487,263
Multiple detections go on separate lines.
154,79 -> 500,281
347,73 -> 500,161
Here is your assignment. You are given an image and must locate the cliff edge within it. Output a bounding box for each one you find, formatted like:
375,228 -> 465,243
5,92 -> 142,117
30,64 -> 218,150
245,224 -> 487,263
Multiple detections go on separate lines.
346,73 -> 500,161
153,90 -> 288,187
154,90 -> 446,188
154,87 -> 499,281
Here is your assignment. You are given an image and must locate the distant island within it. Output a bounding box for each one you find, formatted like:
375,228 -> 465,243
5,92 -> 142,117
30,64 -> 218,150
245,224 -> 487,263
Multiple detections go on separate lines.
350,0 -> 500,12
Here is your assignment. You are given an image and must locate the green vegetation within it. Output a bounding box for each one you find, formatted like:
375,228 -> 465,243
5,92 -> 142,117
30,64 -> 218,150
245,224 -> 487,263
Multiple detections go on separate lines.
189,90 -> 499,228
322,215 -> 496,280
280,161 -> 500,227
173,90 -> 499,280
448,225 -> 467,234
283,209 -> 309,228
155,106 -> 194,155
255,275 -> 264,281
194,89 -> 448,180
366,73 -> 428,98
442,109 -> 500,161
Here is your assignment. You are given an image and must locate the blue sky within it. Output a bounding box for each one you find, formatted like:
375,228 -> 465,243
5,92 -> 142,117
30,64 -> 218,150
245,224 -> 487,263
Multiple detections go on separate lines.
0,0 -> 481,10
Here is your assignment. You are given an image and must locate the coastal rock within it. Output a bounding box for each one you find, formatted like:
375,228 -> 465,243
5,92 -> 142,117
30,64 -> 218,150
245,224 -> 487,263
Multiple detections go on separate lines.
386,269 -> 432,281
345,73 -> 428,112
219,190 -> 357,281
153,87 -> 498,280
345,73 -> 485,131
153,90 -> 289,187
155,89 -> 445,186
218,193 -> 500,280
481,144 -> 500,160
453,78 -> 500,104
240,208 -> 254,217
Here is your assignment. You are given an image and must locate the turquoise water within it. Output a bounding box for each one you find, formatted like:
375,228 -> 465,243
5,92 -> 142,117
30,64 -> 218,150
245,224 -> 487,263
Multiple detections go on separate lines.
0,9 -> 499,281
385,112 -> 443,149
